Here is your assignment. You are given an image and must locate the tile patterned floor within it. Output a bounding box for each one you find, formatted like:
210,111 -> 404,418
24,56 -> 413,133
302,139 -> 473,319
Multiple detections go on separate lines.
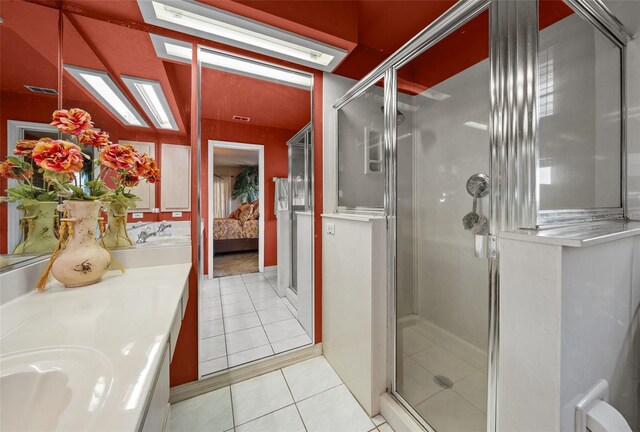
171,356 -> 395,432
397,322 -> 488,432
200,270 -> 311,376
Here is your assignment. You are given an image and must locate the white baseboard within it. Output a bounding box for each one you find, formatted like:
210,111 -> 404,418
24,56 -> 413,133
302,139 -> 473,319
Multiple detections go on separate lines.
285,287 -> 298,308
263,265 -> 277,275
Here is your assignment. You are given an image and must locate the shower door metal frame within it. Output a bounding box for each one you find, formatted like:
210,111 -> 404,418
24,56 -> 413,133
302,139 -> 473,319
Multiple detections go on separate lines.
385,4 -> 497,432
333,0 -> 532,430
534,0 -> 631,226
288,122 -> 313,293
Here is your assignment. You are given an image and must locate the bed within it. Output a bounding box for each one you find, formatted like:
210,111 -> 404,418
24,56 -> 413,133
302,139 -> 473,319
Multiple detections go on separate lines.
213,202 -> 259,253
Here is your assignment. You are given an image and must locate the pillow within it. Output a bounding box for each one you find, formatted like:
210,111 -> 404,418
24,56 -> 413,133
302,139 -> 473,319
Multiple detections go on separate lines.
238,204 -> 254,223
228,207 -> 242,219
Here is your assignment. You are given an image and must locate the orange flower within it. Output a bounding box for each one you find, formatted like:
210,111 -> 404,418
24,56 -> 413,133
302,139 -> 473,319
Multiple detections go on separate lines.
100,143 -> 136,170
32,139 -> 84,173
122,172 -> 140,187
144,165 -> 161,184
0,159 -> 33,180
14,139 -> 39,157
51,108 -> 93,135
79,130 -> 111,147
134,152 -> 161,183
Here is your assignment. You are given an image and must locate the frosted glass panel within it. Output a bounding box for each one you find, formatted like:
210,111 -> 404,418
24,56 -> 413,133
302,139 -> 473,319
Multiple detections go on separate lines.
337,81 -> 385,209
538,13 -> 622,210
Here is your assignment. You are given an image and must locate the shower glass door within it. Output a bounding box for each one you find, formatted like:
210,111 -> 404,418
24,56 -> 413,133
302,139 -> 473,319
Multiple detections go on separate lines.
288,124 -> 312,292
392,9 -> 491,432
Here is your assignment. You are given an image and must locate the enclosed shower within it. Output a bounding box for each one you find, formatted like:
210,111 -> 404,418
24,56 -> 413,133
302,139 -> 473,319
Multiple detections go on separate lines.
333,0 -> 636,430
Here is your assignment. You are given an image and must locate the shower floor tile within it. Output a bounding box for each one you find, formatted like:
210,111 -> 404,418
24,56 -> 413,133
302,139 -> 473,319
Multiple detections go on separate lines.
396,316 -> 488,429
415,389 -> 486,432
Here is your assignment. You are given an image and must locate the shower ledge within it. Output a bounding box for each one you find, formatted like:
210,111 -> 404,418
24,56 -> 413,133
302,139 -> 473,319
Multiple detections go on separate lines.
322,212 -> 386,222
501,220 -> 640,247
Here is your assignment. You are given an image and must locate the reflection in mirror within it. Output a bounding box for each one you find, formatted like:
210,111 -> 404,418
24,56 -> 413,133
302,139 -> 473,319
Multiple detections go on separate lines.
196,46 -> 313,375
0,1 -> 60,271
60,13 -> 192,250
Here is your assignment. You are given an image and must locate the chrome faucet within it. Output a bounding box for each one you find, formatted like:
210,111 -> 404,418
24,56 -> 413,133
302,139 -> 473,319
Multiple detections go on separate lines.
157,221 -> 172,236
132,221 -> 152,229
136,228 -> 156,244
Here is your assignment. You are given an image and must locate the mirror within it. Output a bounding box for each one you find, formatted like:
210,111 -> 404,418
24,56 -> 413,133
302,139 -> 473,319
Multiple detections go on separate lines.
197,45 -> 314,375
0,1 -> 60,271
60,13 -> 192,250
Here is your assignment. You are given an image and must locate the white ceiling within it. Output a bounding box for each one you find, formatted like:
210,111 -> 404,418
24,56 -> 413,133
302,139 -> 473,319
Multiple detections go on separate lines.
214,147 -> 259,167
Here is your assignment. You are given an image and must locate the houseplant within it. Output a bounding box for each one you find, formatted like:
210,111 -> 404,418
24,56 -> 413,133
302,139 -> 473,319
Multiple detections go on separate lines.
232,165 -> 259,203
9,108 -> 161,289
0,143 -> 59,254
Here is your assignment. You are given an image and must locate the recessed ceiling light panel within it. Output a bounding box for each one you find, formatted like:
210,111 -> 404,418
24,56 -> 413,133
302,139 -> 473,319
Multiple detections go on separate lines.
150,34 -> 313,89
138,0 -> 347,72
64,65 -> 148,128
121,76 -> 179,130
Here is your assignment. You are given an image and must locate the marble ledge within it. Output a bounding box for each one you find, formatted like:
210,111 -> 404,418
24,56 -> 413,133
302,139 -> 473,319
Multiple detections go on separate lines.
321,212 -> 386,222
501,220 -> 640,247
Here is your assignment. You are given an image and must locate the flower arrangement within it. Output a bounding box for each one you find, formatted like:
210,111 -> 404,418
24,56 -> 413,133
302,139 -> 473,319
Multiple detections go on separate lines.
1,108 -> 161,209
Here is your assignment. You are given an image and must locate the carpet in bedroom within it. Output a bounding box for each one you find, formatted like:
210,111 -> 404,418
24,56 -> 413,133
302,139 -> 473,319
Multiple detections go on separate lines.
213,251 -> 259,277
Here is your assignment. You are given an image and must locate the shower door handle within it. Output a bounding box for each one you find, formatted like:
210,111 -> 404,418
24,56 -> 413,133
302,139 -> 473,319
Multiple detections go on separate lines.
474,234 -> 496,259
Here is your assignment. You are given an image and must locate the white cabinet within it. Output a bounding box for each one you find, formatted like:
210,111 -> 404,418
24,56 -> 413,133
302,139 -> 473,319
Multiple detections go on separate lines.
141,344 -> 171,432
120,141 -> 156,212
141,281 -> 188,432
161,144 -> 191,212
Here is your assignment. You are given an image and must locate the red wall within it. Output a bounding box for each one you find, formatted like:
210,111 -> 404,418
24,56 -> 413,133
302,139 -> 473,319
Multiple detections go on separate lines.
201,118 -> 296,272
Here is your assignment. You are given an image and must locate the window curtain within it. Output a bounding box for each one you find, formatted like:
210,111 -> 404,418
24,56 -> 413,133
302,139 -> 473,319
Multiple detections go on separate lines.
214,175 -> 231,218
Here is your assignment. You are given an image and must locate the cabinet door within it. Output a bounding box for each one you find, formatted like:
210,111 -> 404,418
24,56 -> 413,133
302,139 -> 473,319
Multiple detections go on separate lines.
161,144 -> 191,212
141,344 -> 170,432
120,141 -> 156,212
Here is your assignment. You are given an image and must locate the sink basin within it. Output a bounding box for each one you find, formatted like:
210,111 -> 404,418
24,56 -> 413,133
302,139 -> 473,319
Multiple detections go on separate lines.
0,347 -> 113,431
135,235 -> 190,248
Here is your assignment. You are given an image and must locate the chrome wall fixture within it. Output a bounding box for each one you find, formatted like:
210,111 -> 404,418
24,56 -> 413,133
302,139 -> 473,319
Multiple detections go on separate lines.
332,0 -> 633,431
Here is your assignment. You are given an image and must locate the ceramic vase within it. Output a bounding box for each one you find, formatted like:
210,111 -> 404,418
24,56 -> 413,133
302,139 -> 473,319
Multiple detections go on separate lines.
13,201 -> 59,255
102,202 -> 133,248
51,200 -> 111,288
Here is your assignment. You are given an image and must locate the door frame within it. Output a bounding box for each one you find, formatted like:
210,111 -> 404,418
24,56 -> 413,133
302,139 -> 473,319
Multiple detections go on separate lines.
207,140 -> 265,278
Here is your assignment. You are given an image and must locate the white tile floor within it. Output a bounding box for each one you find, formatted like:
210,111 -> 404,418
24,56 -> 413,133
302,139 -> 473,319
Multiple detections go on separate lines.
397,322 -> 488,432
171,356 -> 395,432
200,271 -> 311,376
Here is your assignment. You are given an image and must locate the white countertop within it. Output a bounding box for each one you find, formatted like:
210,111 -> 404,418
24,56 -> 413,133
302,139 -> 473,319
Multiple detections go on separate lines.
0,263 -> 191,431
501,221 -> 640,247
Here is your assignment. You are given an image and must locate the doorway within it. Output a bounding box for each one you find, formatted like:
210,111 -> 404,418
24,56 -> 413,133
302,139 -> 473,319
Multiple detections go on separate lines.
208,141 -> 265,278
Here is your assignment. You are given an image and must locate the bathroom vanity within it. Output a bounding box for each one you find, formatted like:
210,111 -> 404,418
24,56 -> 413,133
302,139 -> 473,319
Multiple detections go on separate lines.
0,263 -> 191,431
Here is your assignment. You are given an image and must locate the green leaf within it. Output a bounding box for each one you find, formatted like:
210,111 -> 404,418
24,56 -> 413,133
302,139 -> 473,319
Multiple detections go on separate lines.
69,185 -> 86,198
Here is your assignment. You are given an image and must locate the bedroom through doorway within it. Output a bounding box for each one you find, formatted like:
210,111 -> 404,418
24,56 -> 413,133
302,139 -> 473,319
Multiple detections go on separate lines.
209,142 -> 264,278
